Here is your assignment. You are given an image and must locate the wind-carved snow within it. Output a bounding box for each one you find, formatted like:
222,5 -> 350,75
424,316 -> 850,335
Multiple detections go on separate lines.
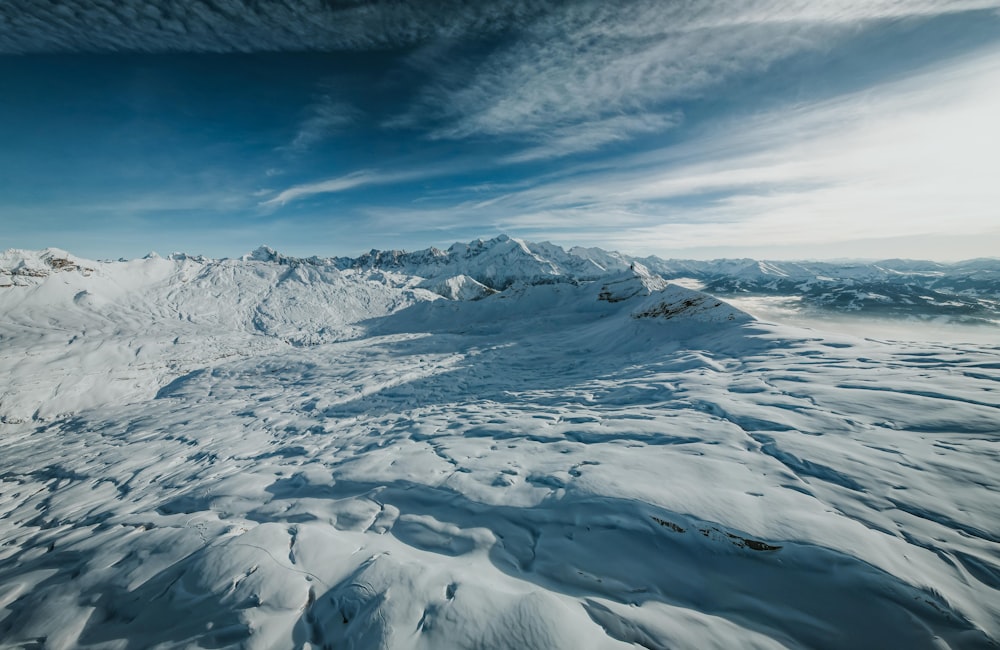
0,239 -> 998,649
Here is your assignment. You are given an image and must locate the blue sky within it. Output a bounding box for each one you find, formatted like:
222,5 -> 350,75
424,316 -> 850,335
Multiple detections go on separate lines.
2,1 -> 999,260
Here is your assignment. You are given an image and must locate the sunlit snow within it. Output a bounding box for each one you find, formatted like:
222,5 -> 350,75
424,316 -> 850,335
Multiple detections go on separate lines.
1,239 -> 997,649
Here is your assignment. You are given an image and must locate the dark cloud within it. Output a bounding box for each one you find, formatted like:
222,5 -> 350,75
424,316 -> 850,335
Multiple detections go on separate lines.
0,0 -> 550,54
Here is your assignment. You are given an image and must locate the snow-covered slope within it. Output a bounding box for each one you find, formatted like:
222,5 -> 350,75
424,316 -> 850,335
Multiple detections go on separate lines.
0,250 -> 437,422
623,256 -> 1000,323
0,248 -> 96,285
1,241 -> 998,649
418,274 -> 497,301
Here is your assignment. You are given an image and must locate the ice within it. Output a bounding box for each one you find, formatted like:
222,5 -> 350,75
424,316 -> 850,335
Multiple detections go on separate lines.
0,240 -> 997,648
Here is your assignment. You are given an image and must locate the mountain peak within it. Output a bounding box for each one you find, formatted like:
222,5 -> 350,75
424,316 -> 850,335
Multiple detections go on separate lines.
245,245 -> 304,265
0,247 -> 94,279
598,263 -> 669,303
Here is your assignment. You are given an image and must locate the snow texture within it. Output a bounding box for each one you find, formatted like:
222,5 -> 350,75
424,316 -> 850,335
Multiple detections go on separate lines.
1,237 -> 998,649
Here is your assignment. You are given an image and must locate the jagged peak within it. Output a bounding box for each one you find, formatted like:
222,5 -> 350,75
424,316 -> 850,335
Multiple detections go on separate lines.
246,245 -> 281,263
167,252 -> 208,262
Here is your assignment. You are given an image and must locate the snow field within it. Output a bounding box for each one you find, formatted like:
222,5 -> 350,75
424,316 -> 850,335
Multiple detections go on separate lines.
0,247 -> 998,648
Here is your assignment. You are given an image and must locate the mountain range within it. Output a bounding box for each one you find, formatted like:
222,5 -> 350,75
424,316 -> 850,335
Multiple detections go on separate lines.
7,233 -> 997,319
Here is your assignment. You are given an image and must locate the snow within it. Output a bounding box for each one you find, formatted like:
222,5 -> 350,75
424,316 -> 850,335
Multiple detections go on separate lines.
419,275 -> 497,301
1,239 -> 998,649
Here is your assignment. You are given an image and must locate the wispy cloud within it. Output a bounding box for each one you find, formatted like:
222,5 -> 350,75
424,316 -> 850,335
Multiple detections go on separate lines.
260,168 -> 437,208
7,0 -> 992,56
359,46 -> 1000,257
260,171 -> 377,207
569,49 -> 1000,251
285,96 -> 358,152
8,0 -> 1000,261
502,112 -> 682,163
10,0 -> 996,163
412,0 -> 1000,143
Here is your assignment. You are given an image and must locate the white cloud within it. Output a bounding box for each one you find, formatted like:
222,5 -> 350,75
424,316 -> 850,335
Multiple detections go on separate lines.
502,112 -> 682,163
6,0 -> 993,56
364,46 -> 1000,259
577,49 -> 1000,253
259,171 -> 378,207
415,0 -> 1000,141
260,166 -> 450,208
286,97 -> 358,152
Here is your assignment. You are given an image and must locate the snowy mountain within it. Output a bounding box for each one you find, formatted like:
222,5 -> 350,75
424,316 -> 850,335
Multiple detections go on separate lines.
332,235 -> 586,290
681,258 -> 1000,323
327,235 -> 1000,323
1,239 -> 998,649
0,242 -> 753,423
0,247 -> 441,422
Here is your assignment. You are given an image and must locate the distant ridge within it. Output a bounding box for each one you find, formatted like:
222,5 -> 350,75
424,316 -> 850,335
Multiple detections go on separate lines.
4,234 -> 1000,322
